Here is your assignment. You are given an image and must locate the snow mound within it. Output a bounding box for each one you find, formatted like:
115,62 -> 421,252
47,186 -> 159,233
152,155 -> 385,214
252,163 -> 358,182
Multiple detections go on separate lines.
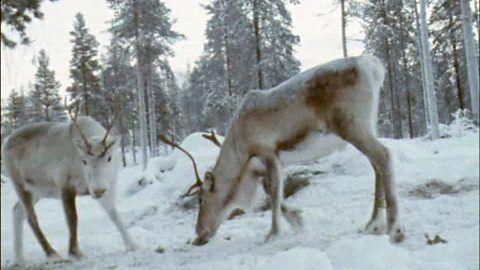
327,235 -> 410,270
146,155 -> 177,180
263,247 -> 333,270
179,132 -> 224,156
192,247 -> 333,270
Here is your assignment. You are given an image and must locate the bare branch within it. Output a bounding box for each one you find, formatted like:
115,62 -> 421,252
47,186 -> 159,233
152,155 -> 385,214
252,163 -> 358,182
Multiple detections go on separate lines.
157,133 -> 203,197
64,97 -> 93,154
201,130 -> 222,147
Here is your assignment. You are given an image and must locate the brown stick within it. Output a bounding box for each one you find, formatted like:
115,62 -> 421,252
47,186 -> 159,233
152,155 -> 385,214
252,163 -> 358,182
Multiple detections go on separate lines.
157,134 -> 203,196
201,130 -> 222,147
65,97 -> 93,155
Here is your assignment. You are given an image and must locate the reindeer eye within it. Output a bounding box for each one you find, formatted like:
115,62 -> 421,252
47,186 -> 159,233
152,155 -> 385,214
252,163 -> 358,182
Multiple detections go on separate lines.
83,160 -> 87,165
107,156 -> 112,162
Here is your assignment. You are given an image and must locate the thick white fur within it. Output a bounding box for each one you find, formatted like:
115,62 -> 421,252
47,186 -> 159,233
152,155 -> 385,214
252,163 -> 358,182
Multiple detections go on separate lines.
3,116 -> 136,265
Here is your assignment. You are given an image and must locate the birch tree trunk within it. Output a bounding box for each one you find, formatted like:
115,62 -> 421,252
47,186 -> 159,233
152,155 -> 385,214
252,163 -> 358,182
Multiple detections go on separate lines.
133,3 -> 149,170
340,0 -> 348,58
413,0 -> 429,130
460,0 -> 479,120
419,0 -> 440,138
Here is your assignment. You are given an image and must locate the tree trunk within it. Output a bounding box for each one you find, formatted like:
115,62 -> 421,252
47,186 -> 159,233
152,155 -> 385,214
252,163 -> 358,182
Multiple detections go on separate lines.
133,2 -> 149,170
475,0 -> 479,46
380,0 -> 402,138
413,0 -> 429,131
253,0 -> 264,89
450,30 -> 465,111
146,61 -> 157,157
340,0 -> 348,58
220,0 -> 235,124
460,0 -> 480,120
401,41 -> 414,138
419,0 -> 440,138
45,104 -> 50,121
131,118 -> 137,164
119,112 -> 127,168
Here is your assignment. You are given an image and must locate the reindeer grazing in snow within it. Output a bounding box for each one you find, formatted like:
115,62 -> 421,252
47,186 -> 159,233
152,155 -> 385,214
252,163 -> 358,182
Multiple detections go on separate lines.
165,56 -> 405,246
2,112 -> 136,265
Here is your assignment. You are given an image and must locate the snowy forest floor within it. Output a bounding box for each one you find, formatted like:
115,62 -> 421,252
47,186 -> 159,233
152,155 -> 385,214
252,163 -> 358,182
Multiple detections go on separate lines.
1,128 -> 479,270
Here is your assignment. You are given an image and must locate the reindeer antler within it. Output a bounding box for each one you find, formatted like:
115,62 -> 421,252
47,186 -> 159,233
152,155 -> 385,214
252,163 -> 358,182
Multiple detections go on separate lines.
99,96 -> 121,156
65,97 -> 93,155
201,130 -> 222,147
157,133 -> 203,197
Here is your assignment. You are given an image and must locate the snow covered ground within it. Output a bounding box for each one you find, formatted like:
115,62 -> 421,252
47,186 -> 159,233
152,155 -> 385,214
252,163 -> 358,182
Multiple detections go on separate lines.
1,128 -> 478,270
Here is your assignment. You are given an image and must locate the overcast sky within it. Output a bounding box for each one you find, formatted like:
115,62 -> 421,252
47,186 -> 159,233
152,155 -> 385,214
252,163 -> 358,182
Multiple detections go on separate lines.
0,0 -> 364,99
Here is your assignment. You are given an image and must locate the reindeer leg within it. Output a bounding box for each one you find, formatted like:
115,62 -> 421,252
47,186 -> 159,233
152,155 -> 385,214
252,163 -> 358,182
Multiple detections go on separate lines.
265,156 -> 284,241
364,172 -> 387,235
13,201 -> 26,265
61,187 -> 83,258
15,186 -> 60,258
331,114 -> 405,243
262,171 -> 302,229
281,204 -> 303,228
98,193 -> 137,251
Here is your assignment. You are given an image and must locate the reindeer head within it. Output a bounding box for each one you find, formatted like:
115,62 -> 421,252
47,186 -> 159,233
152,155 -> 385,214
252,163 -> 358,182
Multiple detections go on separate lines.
68,104 -> 119,199
159,132 -> 265,246
158,133 -> 225,245
193,156 -> 266,246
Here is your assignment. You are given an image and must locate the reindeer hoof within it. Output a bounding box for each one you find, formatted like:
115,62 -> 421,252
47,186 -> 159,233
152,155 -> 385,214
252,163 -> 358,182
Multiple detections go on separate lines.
69,247 -> 84,259
265,228 -> 280,242
47,252 -> 66,263
284,209 -> 303,229
364,218 -> 386,235
389,223 -> 405,243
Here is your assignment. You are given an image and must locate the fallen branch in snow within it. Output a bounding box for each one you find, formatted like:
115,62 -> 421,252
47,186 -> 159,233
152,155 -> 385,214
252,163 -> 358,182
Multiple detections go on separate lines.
425,234 -> 448,245
201,130 -> 222,147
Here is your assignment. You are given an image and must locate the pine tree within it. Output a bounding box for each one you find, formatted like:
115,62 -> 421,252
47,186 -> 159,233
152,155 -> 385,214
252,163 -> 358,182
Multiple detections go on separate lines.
430,0 -> 470,123
185,0 -> 300,133
102,34 -> 137,167
353,0 -> 430,138
2,89 -> 29,136
159,60 -> 183,138
0,0 -> 52,48
419,0 -> 440,138
30,49 -> 65,122
67,13 -> 102,118
108,0 -> 183,168
248,0 -> 301,89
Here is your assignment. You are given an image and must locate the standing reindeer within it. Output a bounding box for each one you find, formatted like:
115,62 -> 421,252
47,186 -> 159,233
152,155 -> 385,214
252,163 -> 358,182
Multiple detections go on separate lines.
167,56 -> 405,246
3,114 -> 136,265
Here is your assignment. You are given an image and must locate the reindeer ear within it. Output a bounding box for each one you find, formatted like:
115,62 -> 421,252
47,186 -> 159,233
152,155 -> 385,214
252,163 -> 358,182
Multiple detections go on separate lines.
204,171 -> 215,192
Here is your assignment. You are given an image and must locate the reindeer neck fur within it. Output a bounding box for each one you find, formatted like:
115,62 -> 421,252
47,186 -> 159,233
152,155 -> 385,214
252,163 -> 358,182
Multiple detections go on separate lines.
211,122 -> 251,200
